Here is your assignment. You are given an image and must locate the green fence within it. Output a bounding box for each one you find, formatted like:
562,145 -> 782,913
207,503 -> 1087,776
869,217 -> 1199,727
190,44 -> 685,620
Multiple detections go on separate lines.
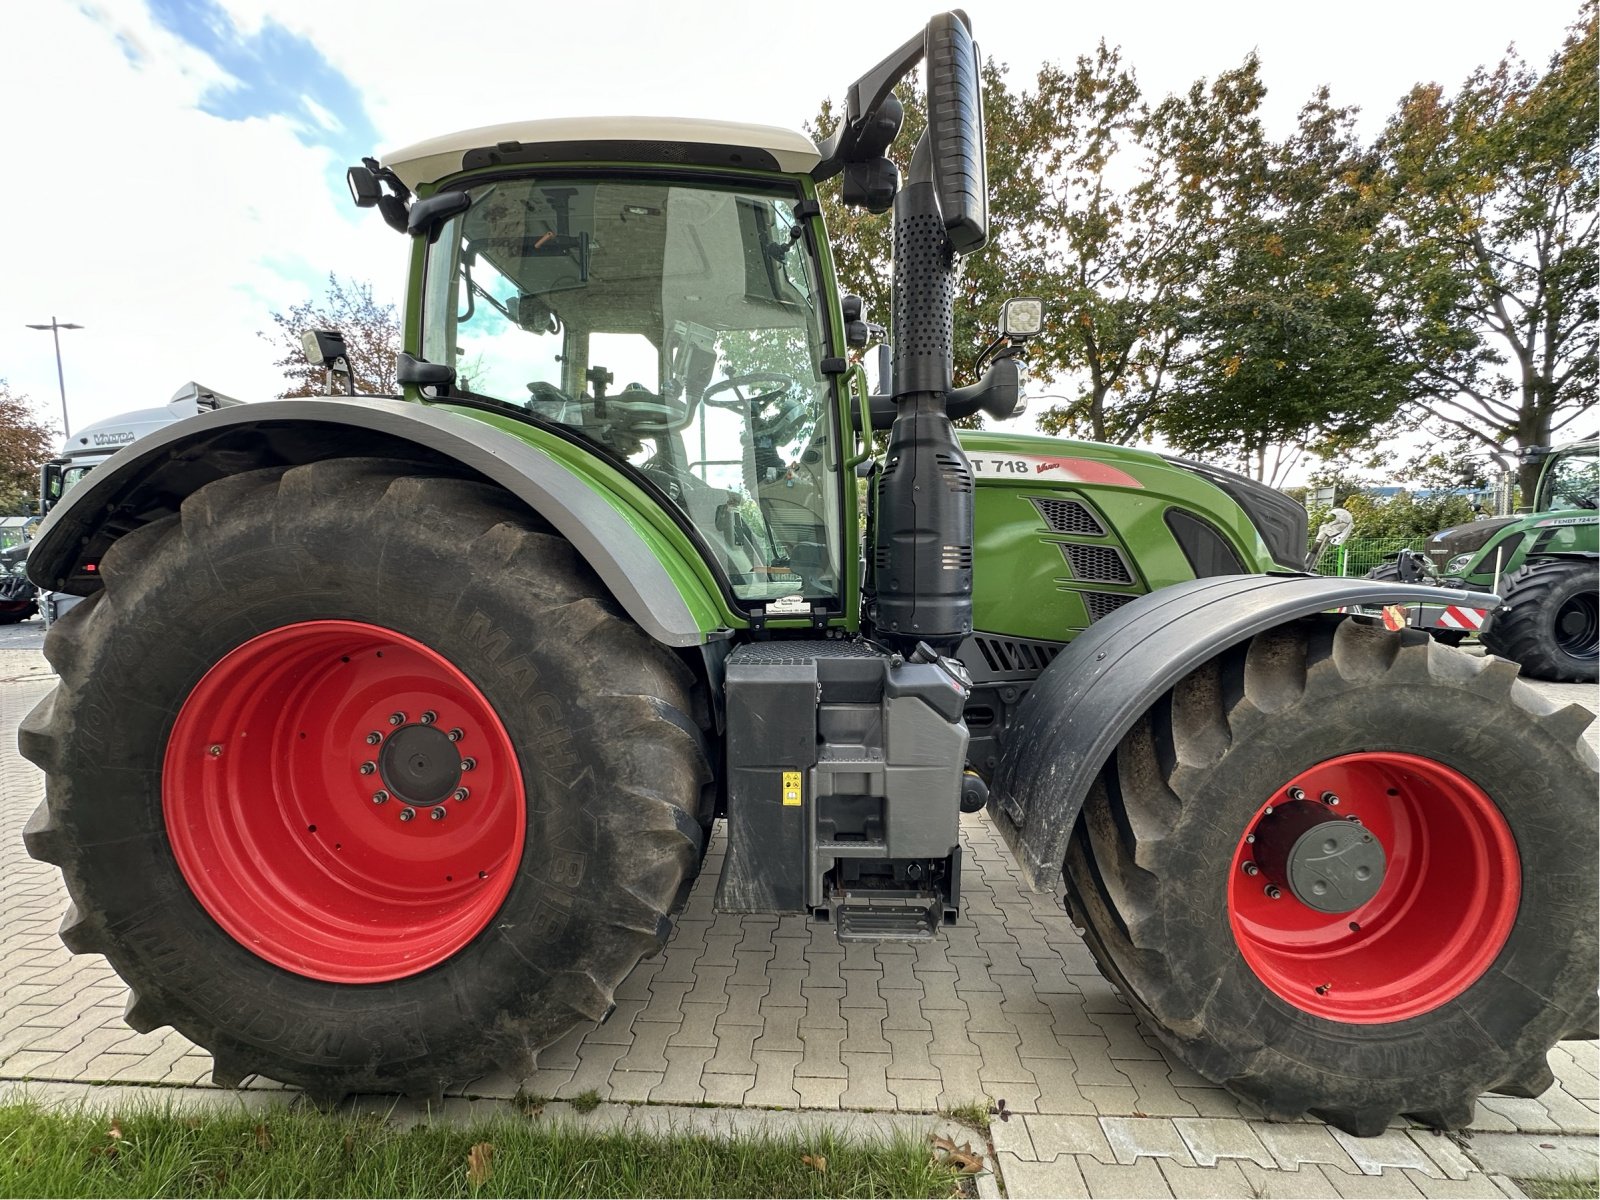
1310,537 -> 1419,578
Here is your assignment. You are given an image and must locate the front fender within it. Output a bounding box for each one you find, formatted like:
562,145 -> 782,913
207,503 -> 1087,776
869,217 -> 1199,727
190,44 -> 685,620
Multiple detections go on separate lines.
28,398 -> 725,648
987,573 -> 1501,893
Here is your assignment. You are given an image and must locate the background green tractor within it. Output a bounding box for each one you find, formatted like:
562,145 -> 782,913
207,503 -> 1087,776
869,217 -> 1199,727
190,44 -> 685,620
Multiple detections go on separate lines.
1368,439 -> 1598,680
20,12 -> 1596,1139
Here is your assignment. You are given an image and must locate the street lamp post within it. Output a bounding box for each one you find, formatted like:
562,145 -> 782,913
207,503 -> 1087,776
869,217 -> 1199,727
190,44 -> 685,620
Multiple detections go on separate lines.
25,317 -> 83,439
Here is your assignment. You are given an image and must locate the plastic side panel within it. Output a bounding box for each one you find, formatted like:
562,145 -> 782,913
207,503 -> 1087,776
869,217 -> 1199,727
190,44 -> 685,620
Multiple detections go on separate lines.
28,398 -> 722,648
987,574 -> 1499,893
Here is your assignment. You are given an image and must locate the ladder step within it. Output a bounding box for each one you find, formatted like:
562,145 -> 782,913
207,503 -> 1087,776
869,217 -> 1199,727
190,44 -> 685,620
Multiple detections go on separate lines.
835,897 -> 941,943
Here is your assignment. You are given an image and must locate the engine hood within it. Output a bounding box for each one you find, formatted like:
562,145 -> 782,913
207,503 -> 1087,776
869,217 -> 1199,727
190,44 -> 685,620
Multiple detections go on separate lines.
1423,516 -> 1519,568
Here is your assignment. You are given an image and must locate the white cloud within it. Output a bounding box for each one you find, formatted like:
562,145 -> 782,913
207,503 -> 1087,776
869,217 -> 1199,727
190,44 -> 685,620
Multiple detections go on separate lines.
0,0 -> 1580,459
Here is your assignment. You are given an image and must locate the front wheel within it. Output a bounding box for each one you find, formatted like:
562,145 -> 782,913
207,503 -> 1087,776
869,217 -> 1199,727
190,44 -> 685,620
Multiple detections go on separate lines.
21,460 -> 711,1098
1480,558 -> 1599,682
1063,616 -> 1598,1135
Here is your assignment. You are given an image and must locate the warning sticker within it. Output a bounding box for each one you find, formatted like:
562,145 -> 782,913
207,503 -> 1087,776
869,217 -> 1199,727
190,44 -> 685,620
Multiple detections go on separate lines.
781,770 -> 802,807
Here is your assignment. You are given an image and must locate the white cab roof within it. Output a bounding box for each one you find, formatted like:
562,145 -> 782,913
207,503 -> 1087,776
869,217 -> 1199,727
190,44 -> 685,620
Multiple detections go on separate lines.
384,117 -> 821,188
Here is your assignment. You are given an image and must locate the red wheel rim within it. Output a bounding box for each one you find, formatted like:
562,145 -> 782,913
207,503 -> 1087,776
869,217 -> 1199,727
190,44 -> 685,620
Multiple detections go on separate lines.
1228,752 -> 1519,1022
163,620 -> 526,983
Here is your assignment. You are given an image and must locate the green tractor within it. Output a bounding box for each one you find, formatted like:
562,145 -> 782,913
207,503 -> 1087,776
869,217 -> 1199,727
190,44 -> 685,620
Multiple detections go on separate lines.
20,13 -> 1596,1138
1368,440 -> 1597,682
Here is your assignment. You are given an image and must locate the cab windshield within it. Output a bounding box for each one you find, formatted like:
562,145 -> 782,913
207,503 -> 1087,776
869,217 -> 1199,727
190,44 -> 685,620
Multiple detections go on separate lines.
1540,449 -> 1599,511
422,177 -> 841,605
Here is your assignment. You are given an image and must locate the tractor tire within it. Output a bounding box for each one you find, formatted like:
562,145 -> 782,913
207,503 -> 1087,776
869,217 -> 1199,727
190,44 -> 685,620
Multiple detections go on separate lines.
1480,558 -> 1599,683
1363,561 -> 1466,645
20,459 -> 712,1100
1061,615 -> 1598,1136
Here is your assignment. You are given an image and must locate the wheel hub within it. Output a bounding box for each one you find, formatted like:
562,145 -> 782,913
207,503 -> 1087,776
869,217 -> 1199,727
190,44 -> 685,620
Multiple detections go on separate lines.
1250,800 -> 1385,913
378,723 -> 463,805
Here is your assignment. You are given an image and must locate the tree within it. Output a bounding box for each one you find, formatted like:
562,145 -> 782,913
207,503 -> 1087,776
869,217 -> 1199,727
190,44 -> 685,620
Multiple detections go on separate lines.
1375,7 -> 1598,503
0,381 -> 57,515
1156,93 -> 1412,484
261,274 -> 400,397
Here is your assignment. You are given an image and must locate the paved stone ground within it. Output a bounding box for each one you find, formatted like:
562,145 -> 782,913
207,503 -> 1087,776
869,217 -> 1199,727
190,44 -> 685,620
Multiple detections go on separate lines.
3,651 -> 1597,1199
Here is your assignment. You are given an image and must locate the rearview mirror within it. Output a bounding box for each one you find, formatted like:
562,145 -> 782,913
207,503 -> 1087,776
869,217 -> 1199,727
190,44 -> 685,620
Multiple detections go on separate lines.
923,12 -> 987,254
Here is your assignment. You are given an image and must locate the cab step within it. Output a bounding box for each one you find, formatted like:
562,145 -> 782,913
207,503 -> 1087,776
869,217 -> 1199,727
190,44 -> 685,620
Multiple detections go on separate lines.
834,895 -> 943,943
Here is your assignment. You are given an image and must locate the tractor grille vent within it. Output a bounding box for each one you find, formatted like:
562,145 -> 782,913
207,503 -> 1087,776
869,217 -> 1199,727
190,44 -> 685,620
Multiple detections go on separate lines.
941,544 -> 973,570
1081,591 -> 1135,622
936,452 -> 974,493
971,635 -> 1063,675
1060,542 -> 1134,585
1031,497 -> 1105,537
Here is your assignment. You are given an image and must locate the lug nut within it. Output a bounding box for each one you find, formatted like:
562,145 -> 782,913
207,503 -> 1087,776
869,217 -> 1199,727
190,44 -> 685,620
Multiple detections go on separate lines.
1245,833 -> 1256,844
453,787 -> 470,802
366,731 -> 382,745
1346,815 -> 1362,824
430,806 -> 448,821
359,762 -> 376,775
1242,861 -> 1260,877
447,728 -> 464,743
420,711 -> 437,725
1321,791 -> 1340,806
1263,805 -> 1275,817
1287,787 -> 1305,802
398,806 -> 415,822
372,790 -> 389,804
1264,884 -> 1282,900
208,744 -> 223,757
460,757 -> 477,772
389,712 -> 406,726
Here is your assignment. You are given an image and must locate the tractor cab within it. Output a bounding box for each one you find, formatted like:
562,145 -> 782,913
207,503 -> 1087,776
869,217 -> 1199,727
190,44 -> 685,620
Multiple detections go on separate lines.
371,121 -> 846,609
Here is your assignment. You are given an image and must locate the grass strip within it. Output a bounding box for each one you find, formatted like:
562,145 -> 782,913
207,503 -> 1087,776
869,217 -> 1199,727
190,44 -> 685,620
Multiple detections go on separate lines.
1516,1176 -> 1600,1199
0,1101 -> 967,1198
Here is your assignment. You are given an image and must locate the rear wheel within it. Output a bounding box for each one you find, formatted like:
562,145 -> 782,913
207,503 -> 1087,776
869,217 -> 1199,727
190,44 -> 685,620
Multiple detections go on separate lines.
21,459 -> 711,1098
1063,616 -> 1598,1135
1481,559 -> 1599,682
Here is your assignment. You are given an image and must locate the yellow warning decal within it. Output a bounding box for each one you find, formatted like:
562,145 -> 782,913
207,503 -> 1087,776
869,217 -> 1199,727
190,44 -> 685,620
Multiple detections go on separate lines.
781,770 -> 802,806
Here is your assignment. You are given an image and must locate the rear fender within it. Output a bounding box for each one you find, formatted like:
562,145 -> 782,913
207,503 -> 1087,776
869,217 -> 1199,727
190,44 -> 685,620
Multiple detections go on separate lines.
26,398 -> 725,648
987,573 -> 1500,893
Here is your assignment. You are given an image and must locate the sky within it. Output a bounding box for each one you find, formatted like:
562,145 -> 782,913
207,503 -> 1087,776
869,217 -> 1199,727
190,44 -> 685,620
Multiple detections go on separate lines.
0,0 -> 1582,470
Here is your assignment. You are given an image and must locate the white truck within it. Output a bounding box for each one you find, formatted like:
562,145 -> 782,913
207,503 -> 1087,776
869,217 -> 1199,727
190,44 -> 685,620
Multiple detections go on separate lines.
35,382 -> 243,624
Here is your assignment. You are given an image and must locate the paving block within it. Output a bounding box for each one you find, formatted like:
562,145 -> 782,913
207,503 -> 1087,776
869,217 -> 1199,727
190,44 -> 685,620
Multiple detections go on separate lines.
883,1028 -> 940,1081
650,1044 -> 713,1105
916,972 -> 970,1012
1399,1168 -> 1515,1199
605,1069 -> 663,1103
1321,1164 -> 1427,1198
838,1051 -> 897,1110
1476,1095 -> 1560,1133
1078,1154 -> 1175,1198
1172,1117 -> 1275,1169
1118,1059 -> 1201,1117
586,997 -> 647,1045
1060,1036 -> 1130,1085
559,1041 -> 628,1098
1024,1113 -> 1115,1163
1237,1161 -> 1343,1199
840,1007 -> 889,1056
795,1024 -> 846,1079
1100,1115 -> 1199,1167
792,1074 -> 846,1109
753,1005 -> 804,1054
616,1019 -> 679,1074
988,1113 -> 1037,1160
1464,1131 -> 1600,1180
704,1022 -> 759,1077
887,1075 -> 942,1112
1020,1058 -> 1098,1114
995,1151 -> 1090,1199
699,1071 -> 753,1105
935,1056 -> 989,1111
1330,1126 -> 1452,1178
1077,1082 -> 1141,1115
1157,1157 -> 1258,1199
879,992 -> 933,1032
668,1002 -> 724,1049
746,1049 -> 802,1107
718,984 -> 768,1027
970,1031 -> 1032,1084
763,968 -> 808,1009
1255,1120 -> 1364,1174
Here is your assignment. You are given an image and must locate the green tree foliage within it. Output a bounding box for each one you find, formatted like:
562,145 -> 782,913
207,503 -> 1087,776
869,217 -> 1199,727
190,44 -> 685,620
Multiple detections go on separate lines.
0,381 -> 57,515
1375,6 -> 1598,503
1157,93 -> 1412,484
261,274 -> 400,398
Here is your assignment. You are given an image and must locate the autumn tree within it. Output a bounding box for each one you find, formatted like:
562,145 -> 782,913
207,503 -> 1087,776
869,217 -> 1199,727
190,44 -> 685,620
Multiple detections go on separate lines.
1374,7 -> 1598,503
1156,93 -> 1412,484
0,381 -> 58,514
261,274 -> 401,397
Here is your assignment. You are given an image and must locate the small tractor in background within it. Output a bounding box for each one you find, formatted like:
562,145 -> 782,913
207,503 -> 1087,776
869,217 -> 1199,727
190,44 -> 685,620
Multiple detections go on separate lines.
20,12 -> 1597,1139
1367,439 -> 1598,681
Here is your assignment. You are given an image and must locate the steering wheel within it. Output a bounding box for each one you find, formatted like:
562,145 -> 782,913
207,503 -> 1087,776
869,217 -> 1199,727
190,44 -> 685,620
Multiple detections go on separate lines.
701,372 -> 797,410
